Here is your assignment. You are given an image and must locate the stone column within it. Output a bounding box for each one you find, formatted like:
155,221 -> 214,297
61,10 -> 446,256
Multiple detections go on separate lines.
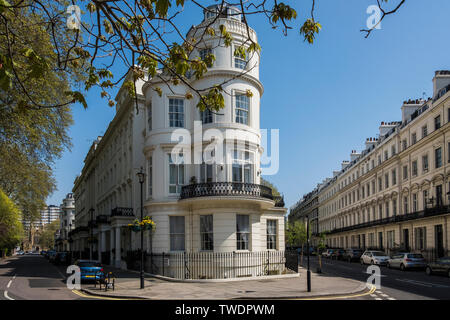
109,229 -> 114,266
101,230 -> 106,261
115,227 -> 121,268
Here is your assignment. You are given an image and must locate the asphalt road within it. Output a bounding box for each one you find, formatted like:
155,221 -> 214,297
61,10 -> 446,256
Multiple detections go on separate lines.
300,255 -> 450,300
0,254 -> 91,300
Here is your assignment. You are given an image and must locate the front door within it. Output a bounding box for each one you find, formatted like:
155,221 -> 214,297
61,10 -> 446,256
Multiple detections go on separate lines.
379,232 -> 383,250
362,234 -> 366,250
435,225 -> 444,258
403,229 -> 410,251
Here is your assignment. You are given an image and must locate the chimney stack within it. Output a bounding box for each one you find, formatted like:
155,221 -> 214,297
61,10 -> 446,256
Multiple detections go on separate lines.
433,70 -> 450,100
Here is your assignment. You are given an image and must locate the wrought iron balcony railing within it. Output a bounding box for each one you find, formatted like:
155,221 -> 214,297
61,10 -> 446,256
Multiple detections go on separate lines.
327,205 -> 450,235
180,182 -> 274,201
273,195 -> 285,208
111,207 -> 134,217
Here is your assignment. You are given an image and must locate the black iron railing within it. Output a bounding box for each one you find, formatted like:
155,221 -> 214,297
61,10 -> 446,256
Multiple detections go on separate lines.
327,205 -> 450,235
180,182 -> 274,201
273,195 -> 285,207
111,207 -> 134,217
130,250 -> 296,280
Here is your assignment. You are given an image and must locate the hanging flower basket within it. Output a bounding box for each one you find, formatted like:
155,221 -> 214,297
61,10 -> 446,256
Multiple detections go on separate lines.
128,216 -> 155,233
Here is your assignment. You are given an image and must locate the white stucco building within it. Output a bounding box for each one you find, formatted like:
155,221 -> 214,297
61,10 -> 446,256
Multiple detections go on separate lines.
56,193 -> 75,251
290,70 -> 450,261
72,4 -> 287,278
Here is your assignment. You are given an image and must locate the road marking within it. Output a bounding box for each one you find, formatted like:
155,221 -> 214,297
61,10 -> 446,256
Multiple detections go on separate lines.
388,297 -> 396,300
71,290 -> 141,300
395,278 -> 450,288
3,290 -> 14,300
294,284 -> 377,300
363,271 -> 387,277
6,280 -> 12,289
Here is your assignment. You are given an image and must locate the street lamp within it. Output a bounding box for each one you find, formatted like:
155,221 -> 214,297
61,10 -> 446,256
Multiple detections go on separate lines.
136,167 -> 146,289
89,207 -> 95,260
306,214 -> 311,292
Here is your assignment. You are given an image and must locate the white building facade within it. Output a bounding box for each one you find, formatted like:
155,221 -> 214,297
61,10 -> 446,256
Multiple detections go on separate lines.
293,71 -> 450,261
56,193 -> 75,251
72,5 -> 287,278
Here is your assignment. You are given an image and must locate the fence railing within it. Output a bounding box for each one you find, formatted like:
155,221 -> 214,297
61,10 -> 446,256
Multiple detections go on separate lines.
328,205 -> 450,235
125,250 -> 297,280
180,182 -> 274,201
111,207 -> 134,217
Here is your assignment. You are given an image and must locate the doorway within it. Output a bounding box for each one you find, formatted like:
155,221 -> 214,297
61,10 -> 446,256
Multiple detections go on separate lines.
435,225 -> 444,258
403,229 -> 410,251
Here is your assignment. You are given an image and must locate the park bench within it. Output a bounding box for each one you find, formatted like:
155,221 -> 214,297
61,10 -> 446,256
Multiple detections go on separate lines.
94,271 -> 115,291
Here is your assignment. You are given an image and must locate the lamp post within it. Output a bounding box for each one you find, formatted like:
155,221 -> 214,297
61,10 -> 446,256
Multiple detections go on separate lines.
89,208 -> 95,260
306,214 -> 311,292
137,167 -> 146,289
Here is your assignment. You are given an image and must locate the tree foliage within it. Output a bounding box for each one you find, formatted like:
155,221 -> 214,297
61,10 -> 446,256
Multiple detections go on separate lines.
0,0 -> 405,112
0,189 -> 24,253
0,1 -> 75,224
285,220 -> 310,248
38,219 -> 60,250
260,177 -> 281,196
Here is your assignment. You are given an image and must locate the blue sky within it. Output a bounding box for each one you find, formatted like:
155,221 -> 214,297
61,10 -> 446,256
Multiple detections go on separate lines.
47,0 -> 450,212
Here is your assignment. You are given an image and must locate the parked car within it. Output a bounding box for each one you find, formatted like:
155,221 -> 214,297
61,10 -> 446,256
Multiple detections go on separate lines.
343,248 -> 363,262
40,250 -> 47,256
425,257 -> 450,278
322,249 -> 335,258
45,250 -> 55,259
48,251 -> 58,263
16,250 -> 24,255
387,253 -> 426,271
331,249 -> 346,260
55,252 -> 69,265
74,260 -> 105,282
360,250 -> 390,266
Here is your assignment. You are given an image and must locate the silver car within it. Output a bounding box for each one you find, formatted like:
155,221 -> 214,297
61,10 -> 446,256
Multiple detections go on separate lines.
387,253 -> 426,271
360,250 -> 390,266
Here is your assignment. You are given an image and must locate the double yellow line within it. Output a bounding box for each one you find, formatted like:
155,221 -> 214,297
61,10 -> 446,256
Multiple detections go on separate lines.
293,284 -> 377,300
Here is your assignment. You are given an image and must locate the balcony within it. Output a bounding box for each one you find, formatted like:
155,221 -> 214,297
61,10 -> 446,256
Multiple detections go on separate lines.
328,205 -> 450,235
273,195 -> 285,208
180,182 -> 274,202
111,207 -> 134,217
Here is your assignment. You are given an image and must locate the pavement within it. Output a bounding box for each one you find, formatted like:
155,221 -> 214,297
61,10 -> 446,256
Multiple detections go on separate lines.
80,266 -> 371,300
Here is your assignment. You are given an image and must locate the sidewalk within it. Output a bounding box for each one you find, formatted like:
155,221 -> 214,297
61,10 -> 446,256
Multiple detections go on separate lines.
81,267 -> 369,300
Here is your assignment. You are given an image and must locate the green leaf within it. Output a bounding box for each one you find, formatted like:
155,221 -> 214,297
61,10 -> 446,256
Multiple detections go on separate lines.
0,0 -> 11,13
155,0 -> 171,17
66,91 -> 88,109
